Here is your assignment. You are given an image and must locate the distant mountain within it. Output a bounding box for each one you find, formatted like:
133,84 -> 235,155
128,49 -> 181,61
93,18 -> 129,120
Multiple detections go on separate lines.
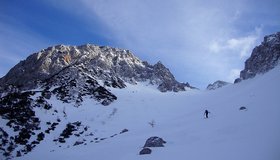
206,80 -> 231,90
235,32 -> 280,83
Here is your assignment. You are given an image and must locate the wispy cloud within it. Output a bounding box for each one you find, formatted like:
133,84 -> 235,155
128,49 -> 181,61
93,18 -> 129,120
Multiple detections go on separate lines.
209,27 -> 262,58
0,20 -> 51,76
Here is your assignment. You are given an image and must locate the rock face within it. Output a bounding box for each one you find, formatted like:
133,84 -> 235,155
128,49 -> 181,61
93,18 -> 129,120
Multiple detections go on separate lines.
207,80 -> 231,90
0,91 -> 47,157
236,32 -> 280,82
0,44 -> 187,94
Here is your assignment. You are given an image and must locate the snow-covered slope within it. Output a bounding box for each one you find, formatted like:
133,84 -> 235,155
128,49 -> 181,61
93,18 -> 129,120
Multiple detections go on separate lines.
206,80 -> 231,90
11,66 -> 280,160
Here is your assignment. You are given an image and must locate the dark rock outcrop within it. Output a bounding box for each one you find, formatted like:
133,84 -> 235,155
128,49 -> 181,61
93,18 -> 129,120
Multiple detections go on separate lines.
139,148 -> 152,155
120,129 -> 128,134
143,136 -> 166,148
239,106 -> 247,111
236,32 -> 280,82
0,91 -> 50,158
139,136 -> 166,155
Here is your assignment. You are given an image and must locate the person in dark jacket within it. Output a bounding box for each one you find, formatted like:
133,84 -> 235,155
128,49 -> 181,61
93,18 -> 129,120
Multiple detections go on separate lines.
204,110 -> 210,118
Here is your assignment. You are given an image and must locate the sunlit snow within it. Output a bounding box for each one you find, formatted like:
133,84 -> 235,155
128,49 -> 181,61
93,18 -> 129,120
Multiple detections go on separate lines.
18,67 -> 280,160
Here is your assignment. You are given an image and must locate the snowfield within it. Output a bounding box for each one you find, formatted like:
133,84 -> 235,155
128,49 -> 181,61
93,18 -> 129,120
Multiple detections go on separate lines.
17,67 -> 280,160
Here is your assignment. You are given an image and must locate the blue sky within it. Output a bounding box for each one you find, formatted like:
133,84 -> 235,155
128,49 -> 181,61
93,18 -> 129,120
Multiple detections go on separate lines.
0,0 -> 279,88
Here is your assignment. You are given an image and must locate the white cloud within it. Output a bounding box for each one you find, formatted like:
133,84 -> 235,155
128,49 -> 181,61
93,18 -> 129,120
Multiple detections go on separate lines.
209,27 -> 262,58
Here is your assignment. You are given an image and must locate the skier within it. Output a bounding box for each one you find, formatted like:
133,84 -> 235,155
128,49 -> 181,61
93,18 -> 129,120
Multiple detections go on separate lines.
204,110 -> 210,118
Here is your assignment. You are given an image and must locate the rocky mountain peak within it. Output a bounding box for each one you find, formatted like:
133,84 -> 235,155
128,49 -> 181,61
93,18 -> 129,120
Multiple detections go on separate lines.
0,44 -> 188,97
263,32 -> 280,46
235,32 -> 280,82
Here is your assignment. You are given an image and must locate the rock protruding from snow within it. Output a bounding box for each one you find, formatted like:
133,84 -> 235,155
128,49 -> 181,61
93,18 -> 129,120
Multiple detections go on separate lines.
139,136 -> 166,155
239,106 -> 247,111
0,91 -> 51,158
143,136 -> 166,147
184,82 -> 198,90
139,148 -> 152,155
236,32 -> 280,82
207,80 -> 231,90
0,44 -> 186,93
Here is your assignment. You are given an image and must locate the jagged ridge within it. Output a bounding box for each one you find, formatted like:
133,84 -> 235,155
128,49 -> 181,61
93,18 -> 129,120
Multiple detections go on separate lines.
235,32 -> 280,82
0,44 -> 186,93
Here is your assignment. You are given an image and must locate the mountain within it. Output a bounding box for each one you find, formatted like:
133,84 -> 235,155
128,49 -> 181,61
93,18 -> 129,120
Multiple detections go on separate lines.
206,80 -> 231,90
0,44 -> 190,108
0,44 -> 191,159
235,32 -> 280,83
0,44 -> 187,95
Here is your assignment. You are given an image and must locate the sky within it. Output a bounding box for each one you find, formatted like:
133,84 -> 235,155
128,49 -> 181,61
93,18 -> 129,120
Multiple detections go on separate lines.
0,0 -> 279,89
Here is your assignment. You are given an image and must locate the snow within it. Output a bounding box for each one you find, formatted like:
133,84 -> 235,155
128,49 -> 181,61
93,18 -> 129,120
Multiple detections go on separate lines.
267,35 -> 276,42
16,67 -> 280,160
